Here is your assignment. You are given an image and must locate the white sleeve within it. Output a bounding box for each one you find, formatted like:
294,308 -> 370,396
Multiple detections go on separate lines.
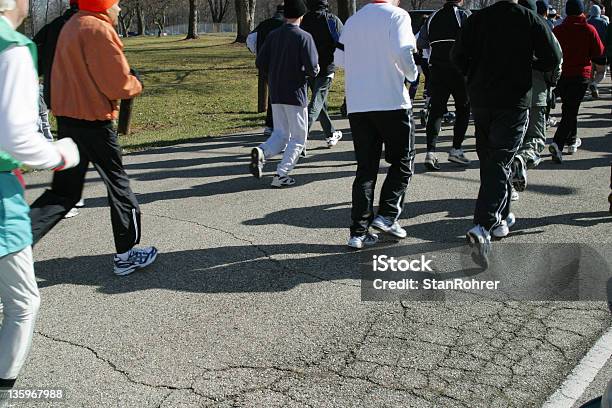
246,31 -> 258,54
390,12 -> 418,83
0,46 -> 62,169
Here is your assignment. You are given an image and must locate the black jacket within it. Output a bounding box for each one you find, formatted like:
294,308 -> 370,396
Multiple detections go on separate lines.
254,13 -> 284,53
33,5 -> 78,108
300,1 -> 343,76
451,1 -> 561,109
256,24 -> 319,107
417,3 -> 470,68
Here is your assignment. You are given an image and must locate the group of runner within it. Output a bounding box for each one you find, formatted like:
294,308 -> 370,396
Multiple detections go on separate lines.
247,0 -> 605,263
0,0 -> 609,403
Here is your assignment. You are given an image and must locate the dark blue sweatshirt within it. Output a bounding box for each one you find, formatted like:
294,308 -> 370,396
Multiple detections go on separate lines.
256,23 -> 319,107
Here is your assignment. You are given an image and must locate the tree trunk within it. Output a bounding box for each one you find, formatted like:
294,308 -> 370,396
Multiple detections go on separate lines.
186,0 -> 199,39
136,3 -> 146,35
337,0 -> 356,23
604,0 -> 612,20
234,0 -> 256,43
119,15 -> 128,36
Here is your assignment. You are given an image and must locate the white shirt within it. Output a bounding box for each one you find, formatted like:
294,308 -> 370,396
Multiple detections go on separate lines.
334,2 -> 418,114
0,40 -> 61,169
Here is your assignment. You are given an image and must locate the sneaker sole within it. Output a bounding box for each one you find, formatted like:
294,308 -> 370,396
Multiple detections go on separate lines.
512,158 -> 527,192
249,148 -> 264,179
371,222 -> 407,239
114,250 -> 158,277
448,156 -> 470,166
466,232 -> 489,270
548,145 -> 562,164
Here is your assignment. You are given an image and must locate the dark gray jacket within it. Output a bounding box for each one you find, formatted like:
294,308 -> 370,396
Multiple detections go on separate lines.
256,24 -> 319,107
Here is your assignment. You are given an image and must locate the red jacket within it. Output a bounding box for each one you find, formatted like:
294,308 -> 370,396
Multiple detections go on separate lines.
553,15 -> 604,79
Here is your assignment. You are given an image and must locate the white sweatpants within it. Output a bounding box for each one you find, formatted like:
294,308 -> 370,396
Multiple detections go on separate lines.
260,104 -> 308,177
0,246 -> 40,380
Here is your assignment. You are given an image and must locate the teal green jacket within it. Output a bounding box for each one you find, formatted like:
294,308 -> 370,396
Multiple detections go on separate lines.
0,17 -> 36,258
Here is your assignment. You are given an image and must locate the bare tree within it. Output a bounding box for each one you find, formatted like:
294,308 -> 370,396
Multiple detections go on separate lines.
136,0 -> 146,35
186,0 -> 199,39
208,0 -> 230,22
408,0 -> 432,10
234,0 -> 255,43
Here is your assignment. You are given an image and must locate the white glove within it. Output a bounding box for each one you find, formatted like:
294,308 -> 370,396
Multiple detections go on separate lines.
52,138 -> 80,171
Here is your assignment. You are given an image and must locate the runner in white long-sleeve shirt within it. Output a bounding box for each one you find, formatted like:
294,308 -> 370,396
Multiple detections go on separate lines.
334,0 -> 418,249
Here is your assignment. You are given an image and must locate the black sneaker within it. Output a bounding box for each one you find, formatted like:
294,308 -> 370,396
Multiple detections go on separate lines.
549,142 -> 563,164
512,155 -> 527,192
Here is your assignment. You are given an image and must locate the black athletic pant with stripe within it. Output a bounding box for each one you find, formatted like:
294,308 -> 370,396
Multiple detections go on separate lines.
426,65 -> 471,152
30,117 -> 141,254
472,108 -> 527,231
348,109 -> 416,237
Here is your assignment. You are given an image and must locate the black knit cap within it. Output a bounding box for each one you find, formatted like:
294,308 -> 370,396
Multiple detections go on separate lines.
285,0 -> 308,18
565,0 -> 584,15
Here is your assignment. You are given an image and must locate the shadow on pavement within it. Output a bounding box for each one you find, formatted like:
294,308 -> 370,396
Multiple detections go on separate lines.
34,241 -> 464,295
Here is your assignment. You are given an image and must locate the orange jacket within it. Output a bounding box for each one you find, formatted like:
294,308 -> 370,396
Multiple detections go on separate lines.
51,11 -> 142,121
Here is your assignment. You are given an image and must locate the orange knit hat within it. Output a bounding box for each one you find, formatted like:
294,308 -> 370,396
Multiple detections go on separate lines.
78,0 -> 118,12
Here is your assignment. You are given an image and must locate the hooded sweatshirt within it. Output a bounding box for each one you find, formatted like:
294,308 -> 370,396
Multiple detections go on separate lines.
587,5 -> 608,42
301,0 -> 343,76
554,14 -> 604,78
51,11 -> 142,121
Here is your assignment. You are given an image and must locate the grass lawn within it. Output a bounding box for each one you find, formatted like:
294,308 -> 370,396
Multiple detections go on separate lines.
119,34 -> 346,150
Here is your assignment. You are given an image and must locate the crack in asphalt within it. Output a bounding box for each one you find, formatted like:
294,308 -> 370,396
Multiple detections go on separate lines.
34,330 -> 210,404
149,212 -> 360,288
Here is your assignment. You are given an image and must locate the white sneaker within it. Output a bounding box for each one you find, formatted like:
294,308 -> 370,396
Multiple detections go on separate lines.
492,213 -> 516,238
75,198 -> 85,208
271,174 -> 295,188
326,131 -> 343,148
448,148 -> 470,165
424,152 -> 440,171
466,225 -> 492,269
347,232 -> 379,249
370,215 -> 407,239
511,188 -> 520,201
567,138 -> 582,155
64,208 -> 80,219
113,247 -> 158,276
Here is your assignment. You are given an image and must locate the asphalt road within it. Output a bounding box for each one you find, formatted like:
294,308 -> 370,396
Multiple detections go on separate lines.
10,87 -> 612,407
